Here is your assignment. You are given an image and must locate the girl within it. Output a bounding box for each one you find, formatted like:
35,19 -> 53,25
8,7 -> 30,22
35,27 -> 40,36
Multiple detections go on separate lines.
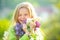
3,2 -> 37,40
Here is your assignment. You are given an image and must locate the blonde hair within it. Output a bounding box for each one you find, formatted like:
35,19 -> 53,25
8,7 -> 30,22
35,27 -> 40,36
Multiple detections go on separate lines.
12,2 -> 37,24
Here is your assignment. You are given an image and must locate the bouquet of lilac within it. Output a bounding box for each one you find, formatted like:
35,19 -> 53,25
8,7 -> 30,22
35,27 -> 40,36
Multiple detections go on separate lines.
14,19 -> 40,40
3,18 -> 41,40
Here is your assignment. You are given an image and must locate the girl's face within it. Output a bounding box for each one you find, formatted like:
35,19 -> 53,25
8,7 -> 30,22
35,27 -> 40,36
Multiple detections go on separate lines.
18,7 -> 30,23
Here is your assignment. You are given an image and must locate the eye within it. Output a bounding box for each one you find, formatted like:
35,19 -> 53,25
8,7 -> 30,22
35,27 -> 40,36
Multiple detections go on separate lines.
24,14 -> 28,16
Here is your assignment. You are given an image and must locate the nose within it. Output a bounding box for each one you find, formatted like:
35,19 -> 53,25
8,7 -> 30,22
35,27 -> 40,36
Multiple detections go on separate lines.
21,15 -> 25,20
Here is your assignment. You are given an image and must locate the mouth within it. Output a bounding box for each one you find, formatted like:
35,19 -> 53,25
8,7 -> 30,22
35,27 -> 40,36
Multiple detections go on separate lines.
21,20 -> 27,24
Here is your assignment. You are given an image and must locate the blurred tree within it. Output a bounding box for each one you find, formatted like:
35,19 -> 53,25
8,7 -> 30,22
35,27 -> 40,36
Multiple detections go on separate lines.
41,11 -> 60,40
0,19 -> 10,40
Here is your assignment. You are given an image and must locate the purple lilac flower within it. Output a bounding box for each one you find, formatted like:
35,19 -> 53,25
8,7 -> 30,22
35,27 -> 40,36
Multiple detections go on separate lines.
14,23 -> 25,37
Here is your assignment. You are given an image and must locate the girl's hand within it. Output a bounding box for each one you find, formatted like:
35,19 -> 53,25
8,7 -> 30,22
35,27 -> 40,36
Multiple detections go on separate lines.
22,24 -> 30,35
27,18 -> 40,30
29,21 -> 36,29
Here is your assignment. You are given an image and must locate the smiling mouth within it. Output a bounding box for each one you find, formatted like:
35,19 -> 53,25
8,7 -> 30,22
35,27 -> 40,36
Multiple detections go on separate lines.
21,20 -> 26,24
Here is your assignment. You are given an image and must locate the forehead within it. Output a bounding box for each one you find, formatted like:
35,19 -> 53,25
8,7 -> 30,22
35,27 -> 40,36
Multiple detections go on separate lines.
19,7 -> 29,13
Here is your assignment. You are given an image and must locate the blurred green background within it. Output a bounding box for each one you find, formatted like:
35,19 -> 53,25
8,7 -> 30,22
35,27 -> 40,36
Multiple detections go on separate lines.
0,0 -> 60,40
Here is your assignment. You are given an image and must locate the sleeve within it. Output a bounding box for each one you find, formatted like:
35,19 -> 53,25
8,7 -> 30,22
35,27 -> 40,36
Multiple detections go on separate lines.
8,26 -> 16,40
19,34 -> 29,40
3,26 -> 16,40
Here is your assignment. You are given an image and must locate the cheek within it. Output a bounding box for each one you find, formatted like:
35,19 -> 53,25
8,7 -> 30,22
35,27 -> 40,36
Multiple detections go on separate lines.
18,16 -> 21,20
